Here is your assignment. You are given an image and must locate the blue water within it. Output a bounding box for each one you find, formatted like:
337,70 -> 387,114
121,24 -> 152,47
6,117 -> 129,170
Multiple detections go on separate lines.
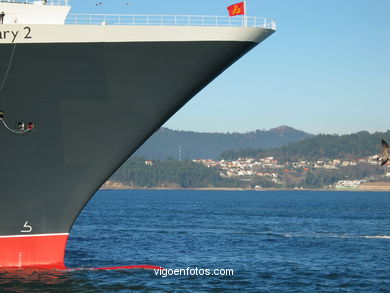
0,190 -> 389,292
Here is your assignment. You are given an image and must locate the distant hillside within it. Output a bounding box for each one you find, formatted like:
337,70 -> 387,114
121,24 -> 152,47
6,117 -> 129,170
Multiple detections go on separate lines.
133,126 -> 313,160
221,131 -> 390,161
110,157 -> 244,188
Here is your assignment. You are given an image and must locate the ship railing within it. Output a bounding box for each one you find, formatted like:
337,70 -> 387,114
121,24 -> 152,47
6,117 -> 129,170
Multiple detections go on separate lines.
0,0 -> 69,6
65,14 -> 276,30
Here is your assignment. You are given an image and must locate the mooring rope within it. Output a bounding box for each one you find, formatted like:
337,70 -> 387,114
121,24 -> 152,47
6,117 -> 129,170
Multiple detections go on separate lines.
0,42 -> 17,95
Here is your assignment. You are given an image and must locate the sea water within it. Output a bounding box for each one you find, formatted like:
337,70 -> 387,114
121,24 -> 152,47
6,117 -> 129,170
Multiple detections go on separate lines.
0,190 -> 389,292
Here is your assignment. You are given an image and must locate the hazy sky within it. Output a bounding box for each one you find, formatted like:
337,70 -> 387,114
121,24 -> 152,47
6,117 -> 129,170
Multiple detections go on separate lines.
70,0 -> 390,134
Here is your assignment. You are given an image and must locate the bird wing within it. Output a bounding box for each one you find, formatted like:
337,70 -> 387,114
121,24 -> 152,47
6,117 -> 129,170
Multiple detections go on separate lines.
382,139 -> 389,155
381,139 -> 389,166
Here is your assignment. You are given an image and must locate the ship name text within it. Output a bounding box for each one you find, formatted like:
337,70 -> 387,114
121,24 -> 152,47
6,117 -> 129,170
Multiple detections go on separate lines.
0,27 -> 32,43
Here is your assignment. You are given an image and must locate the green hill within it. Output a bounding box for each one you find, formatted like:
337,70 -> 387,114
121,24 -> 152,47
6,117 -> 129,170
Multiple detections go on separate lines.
221,131 -> 390,161
110,157 -> 244,188
133,126 -> 313,160
110,130 -> 390,189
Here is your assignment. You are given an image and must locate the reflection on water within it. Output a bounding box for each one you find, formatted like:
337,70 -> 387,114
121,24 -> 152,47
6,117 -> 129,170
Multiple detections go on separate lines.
0,269 -> 79,292
0,268 -> 162,292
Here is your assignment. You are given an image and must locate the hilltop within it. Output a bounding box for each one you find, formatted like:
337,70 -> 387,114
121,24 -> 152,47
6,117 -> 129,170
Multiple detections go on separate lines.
133,126 -> 313,160
220,130 -> 390,161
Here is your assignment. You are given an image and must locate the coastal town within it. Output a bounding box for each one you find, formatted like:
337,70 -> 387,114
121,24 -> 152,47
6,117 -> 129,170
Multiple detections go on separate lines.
193,155 -> 390,190
104,130 -> 390,191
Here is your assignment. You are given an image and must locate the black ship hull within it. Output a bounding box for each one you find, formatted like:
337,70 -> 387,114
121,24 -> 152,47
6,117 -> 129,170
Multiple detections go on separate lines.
0,40 -> 261,267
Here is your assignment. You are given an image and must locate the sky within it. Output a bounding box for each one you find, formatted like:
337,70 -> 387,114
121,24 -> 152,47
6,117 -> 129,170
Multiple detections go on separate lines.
69,0 -> 390,135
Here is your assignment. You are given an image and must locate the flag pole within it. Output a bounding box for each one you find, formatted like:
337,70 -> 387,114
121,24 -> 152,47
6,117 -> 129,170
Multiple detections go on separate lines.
243,1 -> 248,27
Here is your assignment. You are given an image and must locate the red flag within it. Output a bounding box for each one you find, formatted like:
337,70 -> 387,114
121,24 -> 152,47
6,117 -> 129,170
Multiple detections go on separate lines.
227,2 -> 245,17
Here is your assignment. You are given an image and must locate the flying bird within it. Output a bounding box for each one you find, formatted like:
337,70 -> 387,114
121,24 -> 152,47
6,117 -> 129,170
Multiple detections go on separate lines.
96,2 -> 102,6
379,139 -> 389,166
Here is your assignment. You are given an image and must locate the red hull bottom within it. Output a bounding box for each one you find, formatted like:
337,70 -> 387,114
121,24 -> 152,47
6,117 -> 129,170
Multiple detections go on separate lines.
0,234 -> 68,269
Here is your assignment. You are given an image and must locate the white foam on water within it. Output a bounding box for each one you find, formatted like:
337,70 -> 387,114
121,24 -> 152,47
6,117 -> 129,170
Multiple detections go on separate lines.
360,235 -> 390,239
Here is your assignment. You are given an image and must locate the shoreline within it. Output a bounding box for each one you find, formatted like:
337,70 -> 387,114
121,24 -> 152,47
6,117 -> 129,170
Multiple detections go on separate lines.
100,181 -> 390,192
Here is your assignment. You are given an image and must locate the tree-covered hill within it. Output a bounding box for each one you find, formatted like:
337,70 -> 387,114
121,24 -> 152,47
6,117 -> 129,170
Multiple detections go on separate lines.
220,131 -> 390,161
110,157 -> 244,188
133,126 -> 313,160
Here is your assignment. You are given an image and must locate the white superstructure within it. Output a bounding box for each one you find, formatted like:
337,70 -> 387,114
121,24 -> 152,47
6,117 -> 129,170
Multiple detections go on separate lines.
0,0 -> 70,24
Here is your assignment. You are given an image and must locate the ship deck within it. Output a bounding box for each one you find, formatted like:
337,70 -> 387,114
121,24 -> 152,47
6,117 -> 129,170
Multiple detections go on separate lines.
65,14 -> 276,30
0,0 -> 276,29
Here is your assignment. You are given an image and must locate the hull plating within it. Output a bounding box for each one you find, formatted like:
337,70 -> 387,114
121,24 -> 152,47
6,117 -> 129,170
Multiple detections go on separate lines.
0,40 -> 261,267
